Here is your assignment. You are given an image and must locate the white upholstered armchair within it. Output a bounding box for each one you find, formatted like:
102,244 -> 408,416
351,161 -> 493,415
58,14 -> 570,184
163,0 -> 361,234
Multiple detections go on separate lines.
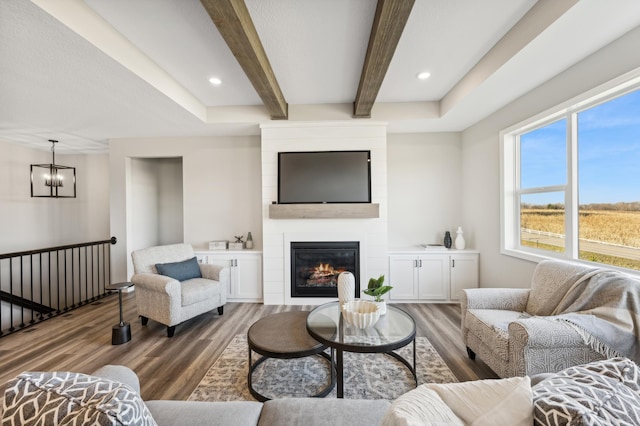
460,260 -> 610,378
131,243 -> 229,337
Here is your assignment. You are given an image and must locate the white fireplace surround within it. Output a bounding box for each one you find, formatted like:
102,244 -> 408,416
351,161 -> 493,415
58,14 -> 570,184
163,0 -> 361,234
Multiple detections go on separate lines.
261,121 -> 389,305
284,232 -> 366,305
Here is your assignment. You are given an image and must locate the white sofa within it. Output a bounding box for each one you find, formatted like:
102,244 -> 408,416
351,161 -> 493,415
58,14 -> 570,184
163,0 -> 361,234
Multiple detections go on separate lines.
461,259 -> 640,377
131,243 -> 229,337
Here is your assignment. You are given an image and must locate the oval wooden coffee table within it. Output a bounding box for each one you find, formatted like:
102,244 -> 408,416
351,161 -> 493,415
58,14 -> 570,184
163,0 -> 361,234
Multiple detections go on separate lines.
247,311 -> 335,401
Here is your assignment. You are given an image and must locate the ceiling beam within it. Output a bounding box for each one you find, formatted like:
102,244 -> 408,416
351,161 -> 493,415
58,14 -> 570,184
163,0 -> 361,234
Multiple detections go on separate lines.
200,0 -> 288,120
353,0 -> 415,118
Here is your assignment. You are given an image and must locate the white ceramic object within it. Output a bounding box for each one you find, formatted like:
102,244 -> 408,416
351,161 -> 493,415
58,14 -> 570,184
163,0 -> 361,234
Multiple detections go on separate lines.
337,271 -> 355,309
455,226 -> 466,250
342,300 -> 381,329
374,300 -> 387,315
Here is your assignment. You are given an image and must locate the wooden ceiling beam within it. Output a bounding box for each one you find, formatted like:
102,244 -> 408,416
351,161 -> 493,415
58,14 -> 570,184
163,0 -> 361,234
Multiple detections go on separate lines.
200,0 -> 288,120
353,0 -> 415,118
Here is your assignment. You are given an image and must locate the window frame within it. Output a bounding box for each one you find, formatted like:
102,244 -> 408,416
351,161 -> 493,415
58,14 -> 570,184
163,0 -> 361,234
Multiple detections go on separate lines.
500,68 -> 640,271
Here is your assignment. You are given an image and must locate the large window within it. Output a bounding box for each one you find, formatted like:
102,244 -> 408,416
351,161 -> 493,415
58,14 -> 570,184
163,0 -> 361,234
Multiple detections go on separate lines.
502,81 -> 640,272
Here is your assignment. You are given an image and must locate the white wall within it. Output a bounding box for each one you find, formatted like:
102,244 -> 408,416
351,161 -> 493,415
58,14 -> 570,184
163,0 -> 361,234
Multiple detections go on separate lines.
462,25 -> 640,288
130,158 -> 160,251
109,136 -> 261,281
157,158 -> 184,245
107,26 -> 640,289
129,157 -> 183,252
260,122 -> 388,305
0,139 -> 110,253
387,133 -> 462,248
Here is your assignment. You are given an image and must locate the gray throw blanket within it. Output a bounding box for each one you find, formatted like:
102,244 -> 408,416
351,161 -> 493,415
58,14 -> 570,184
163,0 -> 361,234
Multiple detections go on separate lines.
551,270 -> 640,363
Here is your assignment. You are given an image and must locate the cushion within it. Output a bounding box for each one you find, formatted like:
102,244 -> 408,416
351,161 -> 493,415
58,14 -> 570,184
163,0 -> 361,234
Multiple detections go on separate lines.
146,400 -> 263,426
181,278 -> 220,306
155,256 -> 202,281
381,384 -> 464,426
2,371 -> 157,425
532,357 -> 640,426
526,259 -> 597,316
258,398 -> 391,426
464,309 -> 522,362
425,376 -> 533,426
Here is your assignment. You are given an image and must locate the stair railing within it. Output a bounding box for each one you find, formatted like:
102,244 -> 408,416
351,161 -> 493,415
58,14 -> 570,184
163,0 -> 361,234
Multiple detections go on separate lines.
0,237 -> 117,337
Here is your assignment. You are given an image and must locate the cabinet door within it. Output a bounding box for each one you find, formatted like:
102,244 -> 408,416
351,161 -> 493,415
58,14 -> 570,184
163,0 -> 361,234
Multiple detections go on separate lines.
450,254 -> 478,300
417,255 -> 448,300
389,255 -> 418,300
234,254 -> 263,300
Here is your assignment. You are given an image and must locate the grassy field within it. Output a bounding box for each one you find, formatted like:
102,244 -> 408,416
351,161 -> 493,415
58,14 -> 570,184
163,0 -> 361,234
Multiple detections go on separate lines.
521,208 -> 640,270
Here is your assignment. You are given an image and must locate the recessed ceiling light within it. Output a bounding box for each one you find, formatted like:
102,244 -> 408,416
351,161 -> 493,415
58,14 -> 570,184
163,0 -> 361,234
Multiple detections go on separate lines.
209,77 -> 222,86
417,72 -> 431,80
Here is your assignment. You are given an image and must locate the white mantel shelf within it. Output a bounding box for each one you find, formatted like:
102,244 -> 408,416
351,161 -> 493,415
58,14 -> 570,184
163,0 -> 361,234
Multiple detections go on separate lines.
269,203 -> 380,219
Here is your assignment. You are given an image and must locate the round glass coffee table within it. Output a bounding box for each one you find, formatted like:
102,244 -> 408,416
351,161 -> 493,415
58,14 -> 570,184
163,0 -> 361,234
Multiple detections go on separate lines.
306,301 -> 416,398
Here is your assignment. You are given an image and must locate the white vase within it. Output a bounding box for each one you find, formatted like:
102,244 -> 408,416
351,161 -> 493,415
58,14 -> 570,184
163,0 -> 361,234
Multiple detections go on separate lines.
374,300 -> 387,315
337,272 -> 355,309
455,226 -> 466,250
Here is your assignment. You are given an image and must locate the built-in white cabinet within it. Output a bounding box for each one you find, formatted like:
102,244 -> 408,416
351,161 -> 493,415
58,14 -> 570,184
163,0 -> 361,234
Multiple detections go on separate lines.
195,251 -> 263,301
388,250 -> 478,302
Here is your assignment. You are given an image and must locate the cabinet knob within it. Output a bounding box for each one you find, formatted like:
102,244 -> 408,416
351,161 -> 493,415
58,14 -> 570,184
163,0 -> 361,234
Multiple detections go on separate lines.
452,259 -> 455,268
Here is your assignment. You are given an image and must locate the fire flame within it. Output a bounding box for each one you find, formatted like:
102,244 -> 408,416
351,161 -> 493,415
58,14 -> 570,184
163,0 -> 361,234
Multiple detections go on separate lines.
315,263 -> 333,273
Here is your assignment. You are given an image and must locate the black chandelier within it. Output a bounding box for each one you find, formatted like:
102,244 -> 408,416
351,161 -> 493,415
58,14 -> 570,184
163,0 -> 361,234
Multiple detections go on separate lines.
30,140 -> 76,198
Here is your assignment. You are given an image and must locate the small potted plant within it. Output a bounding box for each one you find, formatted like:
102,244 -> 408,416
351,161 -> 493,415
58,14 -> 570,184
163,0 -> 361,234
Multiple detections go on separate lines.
363,275 -> 393,315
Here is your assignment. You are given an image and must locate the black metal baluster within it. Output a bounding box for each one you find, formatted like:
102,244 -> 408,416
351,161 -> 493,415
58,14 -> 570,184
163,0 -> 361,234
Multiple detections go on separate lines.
19,256 -> 25,328
55,250 -> 60,314
71,248 -> 76,308
48,251 -> 53,317
100,244 -> 106,294
64,249 -> 69,311
38,253 -> 43,320
91,245 -> 95,300
29,254 -> 34,324
84,246 -> 88,302
9,259 -> 14,332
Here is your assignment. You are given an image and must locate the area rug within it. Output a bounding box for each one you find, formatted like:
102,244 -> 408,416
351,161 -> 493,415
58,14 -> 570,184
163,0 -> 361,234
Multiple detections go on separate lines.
189,334 -> 458,402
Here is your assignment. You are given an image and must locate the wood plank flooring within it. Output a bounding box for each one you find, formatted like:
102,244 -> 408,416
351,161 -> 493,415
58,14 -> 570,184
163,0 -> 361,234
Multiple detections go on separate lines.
0,292 -> 498,402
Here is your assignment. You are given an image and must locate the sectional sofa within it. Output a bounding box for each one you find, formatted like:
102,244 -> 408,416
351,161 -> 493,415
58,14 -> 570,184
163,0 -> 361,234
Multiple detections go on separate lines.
3,358 -> 640,425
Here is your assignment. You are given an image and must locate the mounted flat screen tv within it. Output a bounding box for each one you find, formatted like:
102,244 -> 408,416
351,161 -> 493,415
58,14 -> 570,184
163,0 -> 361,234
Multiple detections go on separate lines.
278,150 -> 371,204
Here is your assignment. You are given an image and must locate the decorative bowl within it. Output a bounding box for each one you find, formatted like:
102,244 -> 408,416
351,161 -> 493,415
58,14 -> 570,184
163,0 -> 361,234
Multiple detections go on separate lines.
342,300 -> 381,329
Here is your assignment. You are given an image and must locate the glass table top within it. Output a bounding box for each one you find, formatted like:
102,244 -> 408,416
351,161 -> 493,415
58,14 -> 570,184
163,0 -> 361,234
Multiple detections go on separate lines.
306,301 -> 416,352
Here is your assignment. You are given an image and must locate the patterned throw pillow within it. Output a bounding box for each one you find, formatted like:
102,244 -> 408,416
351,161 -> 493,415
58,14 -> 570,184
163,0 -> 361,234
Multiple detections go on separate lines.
532,357 -> 640,426
381,384 -> 464,426
1,371 -> 157,426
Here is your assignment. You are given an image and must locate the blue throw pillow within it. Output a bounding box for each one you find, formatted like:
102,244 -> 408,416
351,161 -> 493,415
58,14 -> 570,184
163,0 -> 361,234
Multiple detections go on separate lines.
155,257 -> 202,281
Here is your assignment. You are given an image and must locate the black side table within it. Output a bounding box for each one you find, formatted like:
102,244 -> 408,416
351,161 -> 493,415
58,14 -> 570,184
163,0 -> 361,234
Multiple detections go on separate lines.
106,282 -> 134,345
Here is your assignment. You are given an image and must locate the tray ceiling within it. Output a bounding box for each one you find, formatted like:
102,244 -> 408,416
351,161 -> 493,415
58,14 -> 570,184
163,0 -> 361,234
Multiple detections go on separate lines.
2,0 -> 640,152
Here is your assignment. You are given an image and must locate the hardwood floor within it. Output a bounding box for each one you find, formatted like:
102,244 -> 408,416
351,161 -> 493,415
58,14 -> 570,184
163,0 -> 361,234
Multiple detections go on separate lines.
0,292 -> 498,402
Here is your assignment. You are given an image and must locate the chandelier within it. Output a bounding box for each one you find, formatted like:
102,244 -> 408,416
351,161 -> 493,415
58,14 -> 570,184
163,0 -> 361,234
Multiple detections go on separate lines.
30,140 -> 76,198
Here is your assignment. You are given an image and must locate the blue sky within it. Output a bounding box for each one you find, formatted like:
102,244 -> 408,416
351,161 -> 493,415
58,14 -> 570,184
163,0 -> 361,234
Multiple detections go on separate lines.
520,89 -> 640,206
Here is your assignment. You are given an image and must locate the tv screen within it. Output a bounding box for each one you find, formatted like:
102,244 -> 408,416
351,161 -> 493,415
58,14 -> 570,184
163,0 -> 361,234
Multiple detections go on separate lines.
278,151 -> 371,204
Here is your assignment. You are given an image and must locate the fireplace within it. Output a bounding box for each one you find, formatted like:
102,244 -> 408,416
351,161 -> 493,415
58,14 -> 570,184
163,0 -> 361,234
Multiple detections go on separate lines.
290,241 -> 360,298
